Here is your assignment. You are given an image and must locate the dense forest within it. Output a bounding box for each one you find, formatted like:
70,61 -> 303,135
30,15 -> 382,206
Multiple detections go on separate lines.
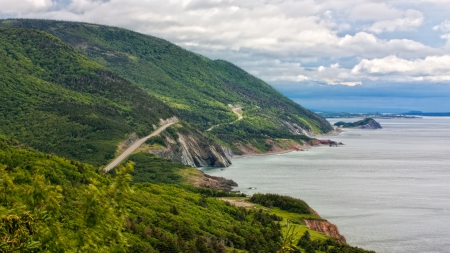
0,135 -> 375,252
0,28 -> 174,166
0,19 -> 333,153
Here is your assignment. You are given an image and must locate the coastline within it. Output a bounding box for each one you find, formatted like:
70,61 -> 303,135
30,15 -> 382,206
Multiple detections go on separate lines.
205,130 -> 355,248
230,134 -> 344,160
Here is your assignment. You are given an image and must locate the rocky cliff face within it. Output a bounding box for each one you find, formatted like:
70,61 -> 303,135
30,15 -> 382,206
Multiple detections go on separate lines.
147,125 -> 232,168
193,172 -> 238,191
304,219 -> 346,244
282,121 -> 315,136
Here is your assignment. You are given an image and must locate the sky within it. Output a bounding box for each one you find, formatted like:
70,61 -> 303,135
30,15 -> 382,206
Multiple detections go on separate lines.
2,0 -> 450,113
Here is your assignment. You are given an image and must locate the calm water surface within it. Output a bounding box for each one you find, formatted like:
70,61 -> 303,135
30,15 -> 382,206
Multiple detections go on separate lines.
204,117 -> 450,253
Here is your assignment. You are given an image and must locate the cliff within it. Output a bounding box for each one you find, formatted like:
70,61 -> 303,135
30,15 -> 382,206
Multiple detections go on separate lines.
304,219 -> 347,244
142,123 -> 232,168
149,133 -> 232,167
192,172 -> 238,191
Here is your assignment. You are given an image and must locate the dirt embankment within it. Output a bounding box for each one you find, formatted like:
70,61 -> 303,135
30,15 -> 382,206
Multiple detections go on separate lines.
304,219 -> 346,244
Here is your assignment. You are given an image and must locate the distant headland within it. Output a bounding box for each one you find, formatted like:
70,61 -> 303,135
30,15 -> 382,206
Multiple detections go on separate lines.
334,118 -> 382,129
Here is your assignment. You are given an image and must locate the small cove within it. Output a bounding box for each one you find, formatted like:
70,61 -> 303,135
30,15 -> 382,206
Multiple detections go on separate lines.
204,117 -> 450,253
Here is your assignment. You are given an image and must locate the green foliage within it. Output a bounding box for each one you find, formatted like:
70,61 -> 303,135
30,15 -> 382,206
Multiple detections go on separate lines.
1,19 -> 333,151
144,135 -> 166,147
0,135 -> 129,252
250,193 -> 313,215
0,212 -> 41,252
0,136 -> 282,252
296,232 -> 376,253
277,225 -> 301,253
125,153 -> 186,184
182,185 -> 246,198
0,136 -> 375,253
125,184 -> 283,253
0,27 -> 174,166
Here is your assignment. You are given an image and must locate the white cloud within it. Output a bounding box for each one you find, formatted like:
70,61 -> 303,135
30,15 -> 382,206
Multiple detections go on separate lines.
434,20 -> 450,32
366,9 -> 424,33
2,0 -> 450,87
351,3 -> 403,21
337,32 -> 439,58
0,0 -> 54,13
352,55 -> 450,81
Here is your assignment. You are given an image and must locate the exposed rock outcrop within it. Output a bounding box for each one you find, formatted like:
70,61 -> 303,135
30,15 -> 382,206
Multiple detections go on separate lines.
282,121 -> 315,137
304,219 -> 347,244
314,139 -> 344,147
147,124 -> 232,168
193,172 -> 238,191
118,132 -> 139,152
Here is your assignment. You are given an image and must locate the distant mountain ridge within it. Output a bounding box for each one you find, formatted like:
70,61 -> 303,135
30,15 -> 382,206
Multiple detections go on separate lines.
1,19 -> 332,155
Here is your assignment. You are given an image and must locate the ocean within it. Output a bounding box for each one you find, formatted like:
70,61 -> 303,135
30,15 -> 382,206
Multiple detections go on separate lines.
203,117 -> 450,253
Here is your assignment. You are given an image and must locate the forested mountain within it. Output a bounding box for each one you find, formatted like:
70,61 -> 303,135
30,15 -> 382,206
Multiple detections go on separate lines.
0,22 -> 374,253
0,28 -> 175,165
1,19 -> 333,154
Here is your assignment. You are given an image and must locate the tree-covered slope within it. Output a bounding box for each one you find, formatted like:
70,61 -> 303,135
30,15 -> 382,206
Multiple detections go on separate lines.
0,135 -> 374,253
0,135 -> 282,252
1,19 -> 333,151
0,28 -> 175,165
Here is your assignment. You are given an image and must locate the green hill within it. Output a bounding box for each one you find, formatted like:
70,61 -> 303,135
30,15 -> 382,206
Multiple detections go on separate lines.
0,135 -> 281,252
0,135 -> 374,253
1,19 -> 333,153
0,28 -> 175,166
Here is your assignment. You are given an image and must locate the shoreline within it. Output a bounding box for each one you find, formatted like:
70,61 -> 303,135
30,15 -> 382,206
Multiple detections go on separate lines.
231,148 -> 300,159
229,134 -> 344,160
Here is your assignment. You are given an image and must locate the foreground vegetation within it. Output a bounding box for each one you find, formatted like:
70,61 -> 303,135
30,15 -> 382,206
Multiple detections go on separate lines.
0,135 -> 375,252
0,135 -> 280,252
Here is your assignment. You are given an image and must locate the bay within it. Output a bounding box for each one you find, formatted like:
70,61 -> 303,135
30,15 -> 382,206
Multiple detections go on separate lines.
203,117 -> 450,253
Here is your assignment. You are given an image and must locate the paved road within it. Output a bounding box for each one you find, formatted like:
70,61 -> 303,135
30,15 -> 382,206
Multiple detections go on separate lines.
206,107 -> 243,132
102,122 -> 176,173
231,108 -> 243,121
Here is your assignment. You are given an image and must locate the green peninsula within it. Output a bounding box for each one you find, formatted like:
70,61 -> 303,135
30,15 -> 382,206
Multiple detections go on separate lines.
334,118 -> 382,129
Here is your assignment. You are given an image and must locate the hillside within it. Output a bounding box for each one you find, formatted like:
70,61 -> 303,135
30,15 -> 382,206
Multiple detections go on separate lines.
1,19 -> 333,154
0,135 -> 374,253
0,135 -> 279,252
0,27 -> 231,168
0,28 -> 180,166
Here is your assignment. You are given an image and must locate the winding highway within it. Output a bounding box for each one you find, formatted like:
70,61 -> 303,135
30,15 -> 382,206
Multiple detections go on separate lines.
206,107 -> 243,132
102,121 -> 177,173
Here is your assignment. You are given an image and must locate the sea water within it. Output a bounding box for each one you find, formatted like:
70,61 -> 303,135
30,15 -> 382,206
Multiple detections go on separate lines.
203,117 -> 450,253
